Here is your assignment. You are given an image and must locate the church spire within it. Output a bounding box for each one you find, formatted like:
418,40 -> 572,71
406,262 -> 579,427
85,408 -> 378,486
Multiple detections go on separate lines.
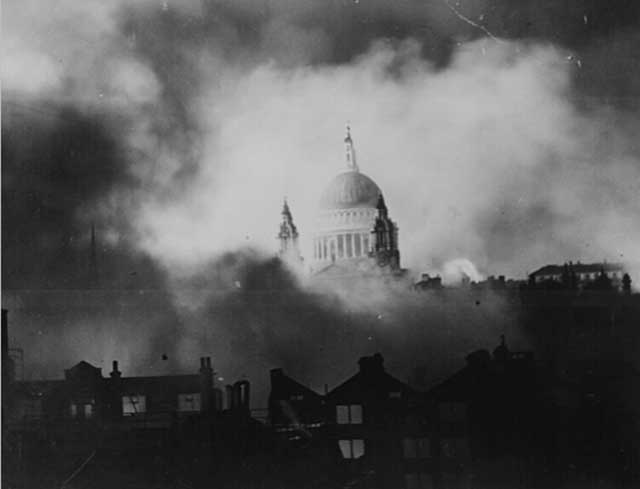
344,124 -> 359,172
277,198 -> 302,264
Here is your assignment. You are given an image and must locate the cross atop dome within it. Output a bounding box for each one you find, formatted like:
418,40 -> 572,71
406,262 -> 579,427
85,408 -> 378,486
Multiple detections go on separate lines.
344,124 -> 359,172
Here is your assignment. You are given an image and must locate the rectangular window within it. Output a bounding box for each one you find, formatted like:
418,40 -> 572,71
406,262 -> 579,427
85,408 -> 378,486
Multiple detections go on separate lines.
336,404 -> 363,424
338,235 -> 344,258
84,403 -> 93,418
403,438 -> 430,458
439,402 -> 467,423
363,236 -> 369,253
354,234 -> 361,256
21,399 -> 43,419
122,395 -> 146,415
441,437 -> 470,459
418,438 -> 430,458
441,473 -> 468,489
389,391 -> 401,399
338,439 -> 365,459
290,394 -> 304,401
405,473 -> 434,489
403,438 -> 417,458
70,403 -> 78,418
345,233 -> 353,258
350,404 -> 363,424
336,405 -> 349,424
178,393 -> 201,412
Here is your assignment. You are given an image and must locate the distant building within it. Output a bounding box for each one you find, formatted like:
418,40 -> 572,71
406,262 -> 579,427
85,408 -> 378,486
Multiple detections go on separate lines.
414,273 -> 443,291
529,262 -> 626,289
2,312 -> 267,488
277,199 -> 303,267
5,357 -> 233,427
276,127 -> 407,282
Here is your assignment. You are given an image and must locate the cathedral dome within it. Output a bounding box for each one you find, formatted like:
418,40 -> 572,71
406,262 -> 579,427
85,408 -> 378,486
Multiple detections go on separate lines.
319,171 -> 382,210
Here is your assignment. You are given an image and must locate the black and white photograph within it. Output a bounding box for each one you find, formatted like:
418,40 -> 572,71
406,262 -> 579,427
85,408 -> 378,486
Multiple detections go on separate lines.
2,1 -> 640,488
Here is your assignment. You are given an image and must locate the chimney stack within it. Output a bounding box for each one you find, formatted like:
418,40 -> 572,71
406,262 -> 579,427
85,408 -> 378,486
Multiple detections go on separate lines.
225,384 -> 234,410
110,360 -> 121,378
199,356 -> 214,413
358,353 -> 385,376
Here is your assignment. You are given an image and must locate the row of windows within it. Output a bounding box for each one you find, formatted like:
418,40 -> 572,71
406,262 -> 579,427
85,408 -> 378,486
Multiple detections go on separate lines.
122,393 -> 202,415
333,210 -> 373,220
70,403 -> 94,418
67,393 -> 202,418
338,437 -> 468,461
335,398 -> 454,425
536,271 -> 622,282
403,437 -> 430,458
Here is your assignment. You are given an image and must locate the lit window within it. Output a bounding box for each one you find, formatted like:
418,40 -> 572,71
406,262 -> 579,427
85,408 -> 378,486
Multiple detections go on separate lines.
290,394 -> 304,401
336,405 -> 349,424
338,439 -> 365,459
178,393 -> 201,412
122,395 -> 146,415
336,404 -> 363,424
70,403 -> 78,418
84,403 -> 93,418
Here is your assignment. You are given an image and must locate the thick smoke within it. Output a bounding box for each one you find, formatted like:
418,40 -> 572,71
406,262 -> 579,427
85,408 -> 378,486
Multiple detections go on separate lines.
3,0 -> 640,400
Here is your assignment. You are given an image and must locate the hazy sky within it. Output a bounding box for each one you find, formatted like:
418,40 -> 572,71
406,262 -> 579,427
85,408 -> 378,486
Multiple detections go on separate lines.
3,0 -> 640,389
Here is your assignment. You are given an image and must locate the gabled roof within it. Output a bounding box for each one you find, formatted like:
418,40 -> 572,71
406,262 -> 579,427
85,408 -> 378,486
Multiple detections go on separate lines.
327,369 -> 414,403
425,367 -> 480,402
269,369 -> 323,401
64,361 -> 102,380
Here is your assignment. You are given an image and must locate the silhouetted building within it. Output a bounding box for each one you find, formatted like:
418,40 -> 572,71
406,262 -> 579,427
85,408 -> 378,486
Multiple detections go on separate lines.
529,262 -> 626,290
269,367 -> 326,444
414,273 -> 443,291
2,314 -> 267,489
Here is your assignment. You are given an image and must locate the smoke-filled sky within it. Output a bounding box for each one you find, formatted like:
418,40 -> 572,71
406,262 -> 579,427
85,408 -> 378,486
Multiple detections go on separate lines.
3,0 -> 640,399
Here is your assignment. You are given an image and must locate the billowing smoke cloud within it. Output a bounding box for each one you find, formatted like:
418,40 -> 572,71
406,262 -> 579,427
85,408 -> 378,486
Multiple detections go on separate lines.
134,37 -> 640,280
3,0 -> 640,400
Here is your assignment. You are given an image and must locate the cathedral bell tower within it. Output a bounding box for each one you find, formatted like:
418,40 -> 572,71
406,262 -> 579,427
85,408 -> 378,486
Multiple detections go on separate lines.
277,199 -> 302,265
370,194 -> 400,270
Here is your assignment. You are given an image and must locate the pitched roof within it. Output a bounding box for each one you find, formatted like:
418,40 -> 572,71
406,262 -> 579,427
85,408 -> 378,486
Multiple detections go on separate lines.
327,369 -> 413,402
269,369 -> 323,401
